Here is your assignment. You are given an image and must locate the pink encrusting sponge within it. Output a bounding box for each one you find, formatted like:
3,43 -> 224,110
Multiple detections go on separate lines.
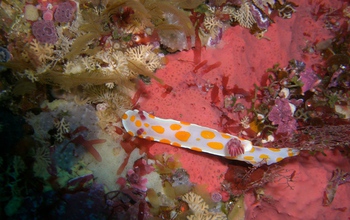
122,109 -> 300,166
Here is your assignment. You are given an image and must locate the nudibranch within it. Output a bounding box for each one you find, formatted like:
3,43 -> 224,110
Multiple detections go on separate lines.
122,110 -> 299,166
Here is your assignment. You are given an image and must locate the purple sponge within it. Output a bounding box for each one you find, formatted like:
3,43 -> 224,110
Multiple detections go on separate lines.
54,1 -> 76,23
32,20 -> 58,44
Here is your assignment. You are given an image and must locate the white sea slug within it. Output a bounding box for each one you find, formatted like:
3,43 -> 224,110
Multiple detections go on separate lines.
122,110 -> 299,166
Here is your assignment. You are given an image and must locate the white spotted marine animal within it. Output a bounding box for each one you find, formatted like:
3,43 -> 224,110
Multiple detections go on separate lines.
122,109 -> 299,166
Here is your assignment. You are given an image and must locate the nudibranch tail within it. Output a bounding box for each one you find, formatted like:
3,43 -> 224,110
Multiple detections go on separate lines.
122,109 -> 300,166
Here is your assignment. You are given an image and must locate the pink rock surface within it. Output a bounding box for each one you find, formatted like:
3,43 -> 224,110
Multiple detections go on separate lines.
245,150 -> 350,219
139,0 -> 350,217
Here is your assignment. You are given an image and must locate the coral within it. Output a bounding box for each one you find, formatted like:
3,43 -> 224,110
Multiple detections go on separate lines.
203,15 -> 223,38
31,20 -> 58,44
96,49 -> 129,76
81,85 -> 132,130
227,1 -> 256,28
31,146 -> 51,178
240,116 -> 250,129
54,1 -> 76,23
29,39 -> 54,64
182,192 -> 226,220
54,118 -> 70,142
126,45 -> 162,72
268,98 -> 297,136
187,212 -> 227,220
182,192 -> 209,213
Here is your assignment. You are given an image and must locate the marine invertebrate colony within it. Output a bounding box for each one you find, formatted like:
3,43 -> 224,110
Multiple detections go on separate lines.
31,20 -> 58,44
267,98 -> 298,136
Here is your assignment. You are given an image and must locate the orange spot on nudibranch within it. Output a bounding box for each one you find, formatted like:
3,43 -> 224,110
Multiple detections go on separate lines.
172,142 -> 181,147
127,131 -> 134,136
243,156 -> 254,161
175,131 -> 191,142
180,121 -> 191,125
268,148 -> 281,152
259,154 -> 270,159
159,139 -> 171,144
145,136 -> 154,141
144,123 -> 149,127
201,130 -> 216,139
276,157 -> 283,162
221,133 -> 231,139
151,125 -> 165,134
191,147 -> 202,152
148,114 -> 155,119
130,115 -> 136,122
288,149 -> 295,156
135,120 -> 142,127
122,114 -> 128,120
170,124 -> 182,130
196,138 -> 200,141
207,142 -> 224,150
249,147 -> 255,153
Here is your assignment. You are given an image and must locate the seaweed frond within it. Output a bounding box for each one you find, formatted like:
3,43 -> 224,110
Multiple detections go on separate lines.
127,60 -> 163,84
64,32 -> 101,60
40,69 -> 134,90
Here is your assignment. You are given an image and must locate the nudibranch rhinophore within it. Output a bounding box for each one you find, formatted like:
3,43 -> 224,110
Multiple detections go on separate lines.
122,109 -> 300,166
